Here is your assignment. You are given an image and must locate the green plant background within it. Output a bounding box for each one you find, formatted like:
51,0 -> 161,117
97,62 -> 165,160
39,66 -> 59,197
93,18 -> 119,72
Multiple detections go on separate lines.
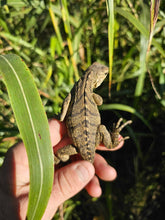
0,0 -> 165,219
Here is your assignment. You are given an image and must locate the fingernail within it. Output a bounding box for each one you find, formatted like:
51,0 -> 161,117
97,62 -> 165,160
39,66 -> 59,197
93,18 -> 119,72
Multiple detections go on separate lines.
74,164 -> 90,182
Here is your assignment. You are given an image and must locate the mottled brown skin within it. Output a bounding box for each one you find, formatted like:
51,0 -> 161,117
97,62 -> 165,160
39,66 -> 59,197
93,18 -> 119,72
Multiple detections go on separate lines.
54,62 -> 132,164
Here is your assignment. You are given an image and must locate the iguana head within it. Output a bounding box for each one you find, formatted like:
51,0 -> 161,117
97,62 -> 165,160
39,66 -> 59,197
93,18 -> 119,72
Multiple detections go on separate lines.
86,62 -> 109,88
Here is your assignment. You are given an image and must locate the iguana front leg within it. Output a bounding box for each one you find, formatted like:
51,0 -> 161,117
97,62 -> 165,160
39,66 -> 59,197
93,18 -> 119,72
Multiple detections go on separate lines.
93,93 -> 103,106
60,93 -> 71,121
54,145 -> 78,164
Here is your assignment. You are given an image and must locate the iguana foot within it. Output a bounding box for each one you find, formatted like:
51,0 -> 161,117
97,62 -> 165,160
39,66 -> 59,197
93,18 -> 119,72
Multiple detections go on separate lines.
111,118 -> 132,148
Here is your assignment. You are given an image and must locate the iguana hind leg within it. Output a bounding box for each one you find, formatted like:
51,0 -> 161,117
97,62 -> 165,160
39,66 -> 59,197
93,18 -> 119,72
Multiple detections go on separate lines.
96,124 -> 113,149
96,118 -> 132,149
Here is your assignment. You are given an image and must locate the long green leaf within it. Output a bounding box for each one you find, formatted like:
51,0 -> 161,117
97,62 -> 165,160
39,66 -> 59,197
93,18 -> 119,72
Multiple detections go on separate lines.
0,54 -> 54,219
99,103 -> 151,130
147,0 -> 160,57
0,32 -> 45,56
135,3 -> 149,97
61,0 -> 79,80
116,7 -> 165,57
106,0 -> 114,96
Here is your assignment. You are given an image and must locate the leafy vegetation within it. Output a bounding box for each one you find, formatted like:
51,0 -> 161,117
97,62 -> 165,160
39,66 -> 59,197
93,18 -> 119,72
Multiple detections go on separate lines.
0,0 -> 164,219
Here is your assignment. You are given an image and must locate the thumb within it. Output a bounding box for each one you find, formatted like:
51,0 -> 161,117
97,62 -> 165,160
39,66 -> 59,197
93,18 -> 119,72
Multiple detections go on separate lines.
42,161 -> 95,219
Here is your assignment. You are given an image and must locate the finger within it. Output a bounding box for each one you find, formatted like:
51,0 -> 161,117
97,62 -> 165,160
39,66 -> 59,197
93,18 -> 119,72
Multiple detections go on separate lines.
42,161 -> 94,220
2,119 -> 65,169
53,136 -> 72,153
85,154 -> 117,197
85,175 -> 102,197
94,154 -> 117,181
49,119 -> 73,153
48,119 -> 67,146
96,135 -> 124,151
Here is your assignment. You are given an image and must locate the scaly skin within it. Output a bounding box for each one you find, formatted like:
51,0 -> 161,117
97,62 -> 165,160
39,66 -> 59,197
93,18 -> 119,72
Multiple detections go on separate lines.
54,62 -> 132,164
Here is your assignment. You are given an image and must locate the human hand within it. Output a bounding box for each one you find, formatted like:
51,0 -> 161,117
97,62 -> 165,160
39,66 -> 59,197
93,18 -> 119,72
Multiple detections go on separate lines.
0,119 -> 123,220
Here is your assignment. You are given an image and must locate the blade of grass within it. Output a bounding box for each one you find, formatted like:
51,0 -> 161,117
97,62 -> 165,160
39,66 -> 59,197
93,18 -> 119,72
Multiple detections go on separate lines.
0,32 -> 45,56
116,7 -> 165,57
147,0 -> 160,59
0,54 -> 54,220
146,0 -> 161,100
50,4 -> 79,28
106,0 -> 115,96
99,103 -> 151,130
49,4 -> 64,53
1,0 -> 29,7
0,18 -> 10,33
135,3 -> 149,97
61,0 -> 79,81
48,3 -> 74,84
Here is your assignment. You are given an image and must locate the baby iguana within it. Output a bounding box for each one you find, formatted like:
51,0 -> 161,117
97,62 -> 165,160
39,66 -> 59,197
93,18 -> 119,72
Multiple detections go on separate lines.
54,62 -> 132,164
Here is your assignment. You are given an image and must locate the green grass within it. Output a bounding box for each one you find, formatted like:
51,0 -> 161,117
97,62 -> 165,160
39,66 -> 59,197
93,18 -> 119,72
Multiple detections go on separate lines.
0,0 -> 165,219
